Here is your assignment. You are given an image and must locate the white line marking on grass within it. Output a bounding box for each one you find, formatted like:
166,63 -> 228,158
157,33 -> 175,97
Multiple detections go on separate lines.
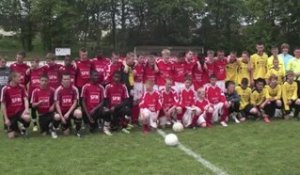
157,129 -> 229,175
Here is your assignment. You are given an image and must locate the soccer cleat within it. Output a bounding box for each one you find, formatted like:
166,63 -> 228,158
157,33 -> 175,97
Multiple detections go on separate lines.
232,116 -> 240,124
75,131 -> 82,138
103,127 -> 112,136
126,123 -> 134,130
264,117 -> 270,123
121,128 -> 130,134
32,125 -> 38,132
51,131 -> 58,139
150,120 -> 158,129
220,121 -> 228,127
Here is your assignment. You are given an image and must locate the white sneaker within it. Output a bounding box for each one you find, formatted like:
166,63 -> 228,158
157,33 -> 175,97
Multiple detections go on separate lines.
220,121 -> 228,127
103,127 -> 112,136
232,115 -> 240,124
33,125 -> 38,132
121,128 -> 130,134
51,131 -> 58,139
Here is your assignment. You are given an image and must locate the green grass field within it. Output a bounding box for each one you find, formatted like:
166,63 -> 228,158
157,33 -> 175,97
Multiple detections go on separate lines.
1,120 -> 300,175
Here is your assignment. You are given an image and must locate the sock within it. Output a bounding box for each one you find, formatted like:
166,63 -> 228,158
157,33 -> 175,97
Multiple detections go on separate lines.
74,118 -> 82,132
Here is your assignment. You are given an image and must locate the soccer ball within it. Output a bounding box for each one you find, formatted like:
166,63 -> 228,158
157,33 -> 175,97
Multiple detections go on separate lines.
172,122 -> 184,132
165,133 -> 179,146
74,108 -> 82,118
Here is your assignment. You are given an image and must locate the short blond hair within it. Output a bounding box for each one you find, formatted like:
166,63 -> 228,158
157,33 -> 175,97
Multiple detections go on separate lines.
161,49 -> 171,55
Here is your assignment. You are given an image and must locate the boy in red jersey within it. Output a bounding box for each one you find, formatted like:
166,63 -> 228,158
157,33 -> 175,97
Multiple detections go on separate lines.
193,88 -> 214,128
139,80 -> 161,133
159,79 -> 178,127
55,73 -> 82,137
31,75 -> 60,138
105,52 -> 124,84
193,54 -> 209,90
176,75 -> 197,127
26,58 -> 45,131
173,52 -> 186,93
104,72 -> 131,134
206,74 -> 229,127
1,72 -> 30,138
91,48 -> 111,84
184,50 -> 196,77
144,55 -> 158,90
81,71 -> 110,134
214,50 -> 227,92
43,53 -> 62,89
10,51 -> 29,86
156,49 -> 174,90
204,50 -> 215,77
74,48 -> 92,91
59,55 -> 76,84
132,54 -> 145,102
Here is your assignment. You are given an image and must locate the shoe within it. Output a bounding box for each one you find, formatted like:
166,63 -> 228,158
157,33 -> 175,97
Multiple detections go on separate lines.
240,117 -> 246,122
75,130 -> 82,138
232,116 -> 240,123
126,124 -> 134,130
121,128 -> 130,134
150,120 -> 157,129
103,127 -> 112,136
264,117 -> 270,123
200,122 -> 207,128
51,131 -> 58,139
220,121 -> 228,127
32,125 -> 38,132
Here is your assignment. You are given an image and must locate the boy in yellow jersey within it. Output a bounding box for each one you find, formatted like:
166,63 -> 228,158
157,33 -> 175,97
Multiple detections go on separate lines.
250,42 -> 268,85
264,75 -> 282,118
235,78 -> 257,121
250,78 -> 270,123
226,51 -> 238,83
266,58 -> 285,84
267,46 -> 285,73
282,71 -> 300,119
287,48 -> 300,96
237,51 -> 252,86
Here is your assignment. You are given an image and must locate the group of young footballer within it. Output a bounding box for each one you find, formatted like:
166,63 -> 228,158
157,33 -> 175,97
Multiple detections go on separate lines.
1,42 -> 300,139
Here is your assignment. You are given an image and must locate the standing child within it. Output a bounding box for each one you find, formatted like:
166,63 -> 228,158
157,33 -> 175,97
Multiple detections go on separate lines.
237,51 -> 252,86
266,58 -> 285,85
214,50 -> 227,92
139,80 -> 161,133
282,71 -> 300,119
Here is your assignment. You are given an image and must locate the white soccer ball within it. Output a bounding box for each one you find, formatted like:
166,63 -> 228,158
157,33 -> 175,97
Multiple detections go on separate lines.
165,133 -> 179,146
172,122 -> 184,132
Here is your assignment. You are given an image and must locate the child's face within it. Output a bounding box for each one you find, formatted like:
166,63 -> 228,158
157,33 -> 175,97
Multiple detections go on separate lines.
185,80 -> 192,88
227,84 -> 235,93
146,83 -> 154,91
137,56 -> 144,64
241,83 -> 248,89
197,90 -> 205,99
256,82 -> 264,91
31,61 -> 39,68
270,78 -> 277,85
242,54 -> 249,62
165,80 -> 172,90
113,74 -> 121,83
271,48 -> 279,56
210,78 -> 217,85
273,60 -> 279,67
207,52 -> 214,59
40,77 -> 48,87
16,54 -> 24,63
287,74 -> 294,82
148,57 -> 155,65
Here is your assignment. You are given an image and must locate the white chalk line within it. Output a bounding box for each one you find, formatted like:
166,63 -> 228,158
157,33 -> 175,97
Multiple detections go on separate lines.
157,129 -> 229,175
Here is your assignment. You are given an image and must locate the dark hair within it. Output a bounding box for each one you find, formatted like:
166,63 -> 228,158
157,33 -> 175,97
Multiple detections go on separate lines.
17,51 -> 26,58
241,78 -> 249,86
210,74 -> 217,79
225,81 -> 235,89
256,41 -> 264,45
255,78 -> 266,86
61,73 -> 71,78
80,47 -> 87,52
178,52 -> 186,58
40,74 -> 49,79
184,74 -> 192,81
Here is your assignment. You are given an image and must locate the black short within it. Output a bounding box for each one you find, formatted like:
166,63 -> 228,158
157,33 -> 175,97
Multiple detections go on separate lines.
61,111 -> 75,130
39,112 -> 55,132
6,112 -> 29,133
242,104 -> 254,116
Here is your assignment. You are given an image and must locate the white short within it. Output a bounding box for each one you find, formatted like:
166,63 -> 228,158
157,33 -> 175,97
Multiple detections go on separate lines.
197,113 -> 206,125
140,108 -> 158,128
216,80 -> 226,92
182,106 -> 197,127
173,82 -> 185,93
212,102 -> 224,122
133,82 -> 144,101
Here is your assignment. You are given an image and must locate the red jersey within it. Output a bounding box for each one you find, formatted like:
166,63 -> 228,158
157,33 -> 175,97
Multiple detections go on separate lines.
26,67 -> 45,97
156,59 -> 173,86
31,87 -> 55,114
44,63 -> 62,89
194,99 -> 210,112
91,57 -> 111,83
178,87 -> 195,107
59,65 -> 76,84
104,83 -> 129,108
143,63 -> 156,83
185,59 -> 196,76
75,60 -> 92,88
205,61 -> 215,77
10,63 -> 30,86
139,91 -> 161,112
105,62 -> 123,84
1,84 -> 26,117
214,59 -> 227,80
173,61 -> 186,83
54,85 -> 79,114
160,88 -> 178,110
133,63 -> 144,83
206,85 -> 225,104
192,62 -> 209,90
81,83 -> 105,113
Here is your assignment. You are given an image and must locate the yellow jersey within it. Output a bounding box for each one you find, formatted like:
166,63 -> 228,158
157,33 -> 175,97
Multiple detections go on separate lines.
282,81 -> 298,110
267,56 -> 285,72
236,86 -> 251,110
236,58 -> 251,85
250,88 -> 267,106
226,61 -> 238,82
265,85 -> 281,100
250,53 -> 268,79
266,68 -> 285,84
